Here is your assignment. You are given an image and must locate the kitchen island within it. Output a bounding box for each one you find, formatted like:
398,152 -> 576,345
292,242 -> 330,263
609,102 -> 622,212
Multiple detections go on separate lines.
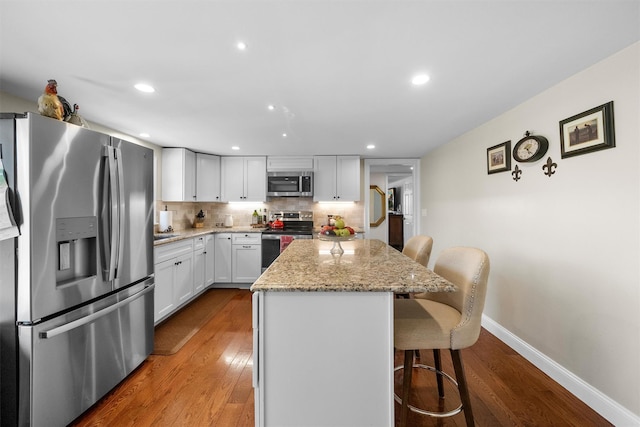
250,239 -> 455,427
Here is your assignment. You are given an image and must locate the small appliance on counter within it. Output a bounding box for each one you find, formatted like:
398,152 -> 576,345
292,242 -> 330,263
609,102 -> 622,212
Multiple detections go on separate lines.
224,214 -> 234,227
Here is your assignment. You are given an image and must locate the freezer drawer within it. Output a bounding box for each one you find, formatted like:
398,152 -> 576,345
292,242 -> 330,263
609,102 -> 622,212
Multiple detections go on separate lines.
17,282 -> 154,427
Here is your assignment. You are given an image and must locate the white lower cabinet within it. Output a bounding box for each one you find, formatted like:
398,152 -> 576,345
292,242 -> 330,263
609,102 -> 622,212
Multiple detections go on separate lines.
155,232 -> 260,323
232,233 -> 261,283
173,253 -> 194,306
214,232 -> 262,285
204,234 -> 215,286
154,258 -> 176,322
214,233 -> 232,283
193,236 -> 206,295
193,234 -> 215,294
153,238 -> 194,324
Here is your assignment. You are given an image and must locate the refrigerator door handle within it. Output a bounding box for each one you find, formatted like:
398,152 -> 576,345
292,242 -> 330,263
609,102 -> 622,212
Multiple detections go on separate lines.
114,146 -> 126,279
106,146 -> 119,281
39,284 -> 154,339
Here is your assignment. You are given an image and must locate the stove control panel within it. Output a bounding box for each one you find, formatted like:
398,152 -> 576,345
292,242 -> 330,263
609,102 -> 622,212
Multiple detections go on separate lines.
269,211 -> 314,221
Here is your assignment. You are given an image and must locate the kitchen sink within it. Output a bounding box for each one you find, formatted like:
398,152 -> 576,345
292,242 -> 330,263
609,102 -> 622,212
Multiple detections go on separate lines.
154,234 -> 178,241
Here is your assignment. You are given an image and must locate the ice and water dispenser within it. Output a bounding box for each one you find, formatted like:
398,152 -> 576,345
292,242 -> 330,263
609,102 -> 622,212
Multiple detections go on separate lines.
55,217 -> 97,286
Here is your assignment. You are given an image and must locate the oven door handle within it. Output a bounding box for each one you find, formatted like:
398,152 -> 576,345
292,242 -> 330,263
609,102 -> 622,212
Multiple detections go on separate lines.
261,235 -> 282,240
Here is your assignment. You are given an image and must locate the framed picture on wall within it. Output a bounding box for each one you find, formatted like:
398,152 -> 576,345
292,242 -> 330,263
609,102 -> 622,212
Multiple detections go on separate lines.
559,101 -> 615,158
487,141 -> 511,174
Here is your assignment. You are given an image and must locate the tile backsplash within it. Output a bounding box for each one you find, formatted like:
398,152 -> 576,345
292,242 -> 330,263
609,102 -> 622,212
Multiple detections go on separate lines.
155,197 -> 364,232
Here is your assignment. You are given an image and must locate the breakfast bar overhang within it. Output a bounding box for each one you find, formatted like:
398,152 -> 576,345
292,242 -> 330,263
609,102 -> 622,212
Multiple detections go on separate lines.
250,239 -> 456,427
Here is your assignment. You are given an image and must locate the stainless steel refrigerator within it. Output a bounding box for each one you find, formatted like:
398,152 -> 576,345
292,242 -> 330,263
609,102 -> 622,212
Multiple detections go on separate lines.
0,112 -> 155,426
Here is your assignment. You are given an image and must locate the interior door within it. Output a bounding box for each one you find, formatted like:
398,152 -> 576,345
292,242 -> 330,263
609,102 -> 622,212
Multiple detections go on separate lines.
402,181 -> 415,244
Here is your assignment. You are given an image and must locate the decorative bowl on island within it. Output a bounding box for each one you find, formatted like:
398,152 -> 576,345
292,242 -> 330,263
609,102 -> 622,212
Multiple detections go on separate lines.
317,232 -> 357,254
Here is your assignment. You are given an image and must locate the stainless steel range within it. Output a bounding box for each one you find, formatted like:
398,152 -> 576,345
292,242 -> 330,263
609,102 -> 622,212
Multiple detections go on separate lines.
261,211 -> 314,271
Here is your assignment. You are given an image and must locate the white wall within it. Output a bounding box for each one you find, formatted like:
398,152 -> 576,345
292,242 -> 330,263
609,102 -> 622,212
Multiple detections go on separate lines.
420,42 -> 640,424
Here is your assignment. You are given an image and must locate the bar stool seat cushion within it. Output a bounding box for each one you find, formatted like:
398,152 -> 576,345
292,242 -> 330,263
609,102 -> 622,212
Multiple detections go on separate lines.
394,299 -> 461,350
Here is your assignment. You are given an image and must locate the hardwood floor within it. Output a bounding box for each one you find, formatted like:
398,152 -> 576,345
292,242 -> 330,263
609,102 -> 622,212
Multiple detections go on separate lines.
71,289 -> 610,427
70,290 -> 255,427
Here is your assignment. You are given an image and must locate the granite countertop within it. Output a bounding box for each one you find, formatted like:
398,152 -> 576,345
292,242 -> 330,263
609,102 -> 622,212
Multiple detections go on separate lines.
251,239 -> 456,293
154,226 -> 267,246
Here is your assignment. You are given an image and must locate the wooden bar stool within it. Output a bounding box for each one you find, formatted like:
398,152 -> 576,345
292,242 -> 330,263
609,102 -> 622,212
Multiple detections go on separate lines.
394,246 -> 490,427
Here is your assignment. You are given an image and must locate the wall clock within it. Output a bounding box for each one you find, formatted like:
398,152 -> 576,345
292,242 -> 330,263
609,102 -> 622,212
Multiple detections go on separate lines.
513,131 -> 549,162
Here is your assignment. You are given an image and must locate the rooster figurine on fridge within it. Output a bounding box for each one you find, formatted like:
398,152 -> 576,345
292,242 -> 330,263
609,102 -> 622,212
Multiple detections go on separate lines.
37,79 -> 71,121
67,103 -> 89,128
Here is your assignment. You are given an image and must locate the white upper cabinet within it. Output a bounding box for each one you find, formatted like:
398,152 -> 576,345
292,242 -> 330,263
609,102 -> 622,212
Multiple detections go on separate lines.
221,156 -> 267,202
313,155 -> 360,202
162,148 -> 196,202
196,153 -> 221,202
267,156 -> 314,171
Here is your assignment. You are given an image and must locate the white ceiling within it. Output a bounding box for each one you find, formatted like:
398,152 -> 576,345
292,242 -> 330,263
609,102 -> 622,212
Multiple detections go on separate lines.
1,1 -> 638,158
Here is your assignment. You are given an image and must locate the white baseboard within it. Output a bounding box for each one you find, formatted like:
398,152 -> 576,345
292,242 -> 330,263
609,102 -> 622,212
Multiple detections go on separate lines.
481,315 -> 640,427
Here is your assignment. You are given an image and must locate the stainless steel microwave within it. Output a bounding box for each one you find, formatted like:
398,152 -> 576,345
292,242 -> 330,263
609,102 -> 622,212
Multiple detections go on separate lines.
267,171 -> 313,197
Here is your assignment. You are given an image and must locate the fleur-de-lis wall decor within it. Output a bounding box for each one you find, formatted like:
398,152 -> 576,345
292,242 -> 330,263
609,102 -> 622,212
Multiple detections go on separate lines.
512,165 -> 522,182
542,157 -> 557,177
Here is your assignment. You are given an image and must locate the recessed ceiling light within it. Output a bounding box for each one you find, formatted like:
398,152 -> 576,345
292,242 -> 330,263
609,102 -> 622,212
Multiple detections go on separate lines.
231,146 -> 240,150
367,144 -> 375,150
411,74 -> 430,86
282,133 -> 287,138
139,133 -> 150,138
134,83 -> 155,93
267,104 -> 275,111
237,41 -> 247,51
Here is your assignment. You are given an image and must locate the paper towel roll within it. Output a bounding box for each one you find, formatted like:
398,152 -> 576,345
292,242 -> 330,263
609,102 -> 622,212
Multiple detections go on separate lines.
159,211 -> 173,232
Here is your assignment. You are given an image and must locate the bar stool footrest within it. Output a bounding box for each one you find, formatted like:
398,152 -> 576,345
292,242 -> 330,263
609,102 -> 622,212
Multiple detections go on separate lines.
394,363 -> 463,418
